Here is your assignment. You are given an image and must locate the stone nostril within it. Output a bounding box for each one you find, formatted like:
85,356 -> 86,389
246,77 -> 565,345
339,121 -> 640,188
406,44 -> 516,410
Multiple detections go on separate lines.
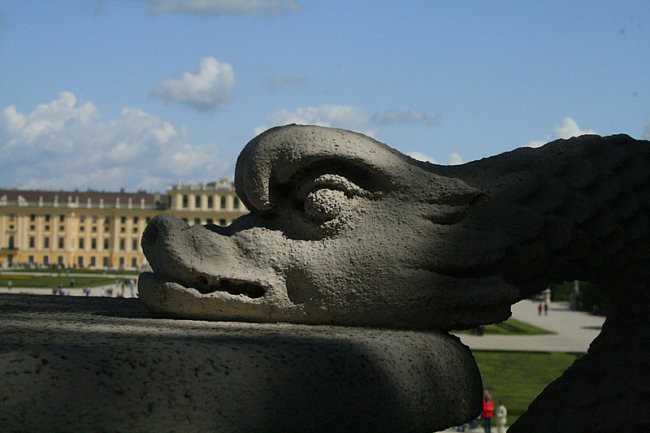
142,222 -> 159,247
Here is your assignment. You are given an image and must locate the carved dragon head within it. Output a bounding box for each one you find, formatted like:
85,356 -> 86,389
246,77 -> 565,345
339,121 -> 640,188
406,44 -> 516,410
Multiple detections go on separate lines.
139,125 -> 515,329
138,124 -> 650,332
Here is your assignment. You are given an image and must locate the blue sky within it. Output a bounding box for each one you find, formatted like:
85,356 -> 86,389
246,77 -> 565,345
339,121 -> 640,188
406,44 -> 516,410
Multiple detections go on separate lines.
1,0 -> 649,193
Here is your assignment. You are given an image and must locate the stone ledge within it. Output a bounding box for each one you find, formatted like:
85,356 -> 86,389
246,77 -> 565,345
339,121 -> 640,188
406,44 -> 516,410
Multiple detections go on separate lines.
0,294 -> 481,433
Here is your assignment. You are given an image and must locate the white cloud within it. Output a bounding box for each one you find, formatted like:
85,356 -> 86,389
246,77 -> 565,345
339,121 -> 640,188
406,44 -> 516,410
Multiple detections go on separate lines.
152,57 -> 235,111
255,105 -> 440,138
143,0 -> 300,16
0,92 -> 229,192
449,152 -> 463,165
406,151 -> 463,166
407,152 -> 436,164
526,117 -> 596,148
267,105 -> 370,129
372,109 -> 440,127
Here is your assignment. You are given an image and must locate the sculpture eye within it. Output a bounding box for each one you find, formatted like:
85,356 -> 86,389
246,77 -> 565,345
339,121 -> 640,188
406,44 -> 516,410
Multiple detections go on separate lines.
304,188 -> 347,222
298,174 -> 370,223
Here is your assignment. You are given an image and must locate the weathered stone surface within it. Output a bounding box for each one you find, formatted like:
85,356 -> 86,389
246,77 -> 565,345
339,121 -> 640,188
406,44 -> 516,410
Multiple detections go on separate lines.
0,294 -> 481,433
139,124 -> 650,433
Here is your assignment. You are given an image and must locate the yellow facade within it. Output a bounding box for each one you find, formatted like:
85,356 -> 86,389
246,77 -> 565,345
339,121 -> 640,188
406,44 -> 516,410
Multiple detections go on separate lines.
0,178 -> 247,270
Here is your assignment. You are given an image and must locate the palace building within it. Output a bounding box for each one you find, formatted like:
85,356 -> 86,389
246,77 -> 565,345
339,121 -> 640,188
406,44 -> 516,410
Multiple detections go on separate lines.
0,178 -> 247,270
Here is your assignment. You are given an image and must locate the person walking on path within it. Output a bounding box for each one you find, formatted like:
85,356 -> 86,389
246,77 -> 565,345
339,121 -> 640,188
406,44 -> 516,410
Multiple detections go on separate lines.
495,401 -> 507,433
482,389 -> 494,433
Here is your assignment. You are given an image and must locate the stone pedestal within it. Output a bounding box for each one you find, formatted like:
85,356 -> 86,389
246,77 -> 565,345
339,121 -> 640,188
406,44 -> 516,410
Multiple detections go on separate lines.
1,294 -> 481,433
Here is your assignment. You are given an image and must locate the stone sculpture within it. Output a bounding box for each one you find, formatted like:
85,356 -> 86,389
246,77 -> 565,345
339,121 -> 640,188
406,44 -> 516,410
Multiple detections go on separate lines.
139,124 -> 650,433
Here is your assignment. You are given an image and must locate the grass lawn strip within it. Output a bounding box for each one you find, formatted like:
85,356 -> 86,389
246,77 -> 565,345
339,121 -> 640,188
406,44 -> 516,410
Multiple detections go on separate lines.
454,317 -> 554,335
0,274 -> 116,288
473,350 -> 580,426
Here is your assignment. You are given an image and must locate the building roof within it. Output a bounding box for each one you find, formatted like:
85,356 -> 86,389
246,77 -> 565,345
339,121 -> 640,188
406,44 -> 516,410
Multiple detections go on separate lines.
0,188 -> 164,210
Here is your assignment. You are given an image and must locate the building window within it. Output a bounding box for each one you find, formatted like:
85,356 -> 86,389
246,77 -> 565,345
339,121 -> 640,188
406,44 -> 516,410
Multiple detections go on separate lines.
9,214 -> 14,221
45,214 -> 51,222
132,227 -> 138,233
30,214 -> 35,222
207,196 -> 213,208
28,255 -> 34,264
92,215 -> 98,223
80,226 -> 85,232
119,257 -> 125,268
120,216 -> 126,224
220,196 -> 226,209
44,237 -> 50,249
29,225 -> 35,231
59,225 -> 64,231
233,197 -> 240,209
90,256 -> 96,267
78,256 -> 84,267
57,256 -> 64,266
131,238 -> 138,251
133,216 -> 139,224
59,215 -> 65,222
194,218 -> 201,225
131,257 -> 137,268
92,226 -> 97,232
104,216 -> 110,224
91,238 -> 97,249
103,238 -> 109,250
102,257 -> 109,267
29,236 -> 35,248
206,218 -> 213,225
43,256 -> 49,265
219,219 -> 226,226
195,195 -> 201,208
79,238 -> 85,249
119,238 -> 126,251
80,215 -> 85,223
182,195 -> 189,208
58,237 -> 64,249
44,225 -> 50,231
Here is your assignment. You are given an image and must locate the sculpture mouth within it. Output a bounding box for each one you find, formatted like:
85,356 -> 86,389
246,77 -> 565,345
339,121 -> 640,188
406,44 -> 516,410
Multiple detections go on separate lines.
140,272 -> 268,300
192,275 -> 267,298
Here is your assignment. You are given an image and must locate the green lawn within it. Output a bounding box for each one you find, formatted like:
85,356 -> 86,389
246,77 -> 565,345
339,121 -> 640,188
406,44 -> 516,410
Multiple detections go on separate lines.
5,268 -> 139,276
0,273 -> 118,288
472,350 -> 581,426
455,317 -> 554,335
455,318 -> 576,426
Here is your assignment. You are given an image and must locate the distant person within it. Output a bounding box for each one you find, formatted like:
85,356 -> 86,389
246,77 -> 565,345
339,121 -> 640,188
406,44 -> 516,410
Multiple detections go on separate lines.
495,401 -> 507,433
482,389 -> 494,433
7,280 -> 12,290
542,287 -> 551,315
